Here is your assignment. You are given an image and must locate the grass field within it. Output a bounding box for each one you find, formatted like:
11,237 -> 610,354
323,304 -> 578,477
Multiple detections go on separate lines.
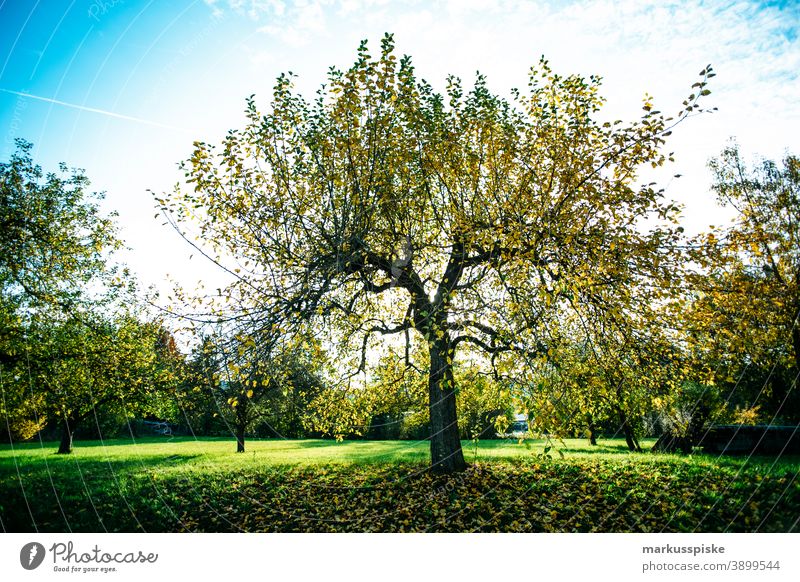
1,437 -> 798,532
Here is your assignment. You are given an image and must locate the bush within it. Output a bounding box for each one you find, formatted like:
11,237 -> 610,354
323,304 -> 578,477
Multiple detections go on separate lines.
652,382 -> 725,453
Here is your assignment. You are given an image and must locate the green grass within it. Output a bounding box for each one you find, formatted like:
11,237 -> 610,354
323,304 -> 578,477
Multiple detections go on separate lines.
1,437 -> 798,532
0,436 -> 653,467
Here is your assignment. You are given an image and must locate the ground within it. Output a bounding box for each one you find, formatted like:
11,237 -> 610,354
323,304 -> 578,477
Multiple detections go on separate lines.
1,437 -> 797,532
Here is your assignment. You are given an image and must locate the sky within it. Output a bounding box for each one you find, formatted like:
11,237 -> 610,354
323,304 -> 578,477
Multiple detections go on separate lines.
1,0 -> 799,302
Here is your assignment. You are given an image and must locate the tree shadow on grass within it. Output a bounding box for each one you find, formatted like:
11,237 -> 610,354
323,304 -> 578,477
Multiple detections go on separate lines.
473,438 -> 638,457
557,444 -> 636,455
290,439 -> 429,464
0,454 -> 204,533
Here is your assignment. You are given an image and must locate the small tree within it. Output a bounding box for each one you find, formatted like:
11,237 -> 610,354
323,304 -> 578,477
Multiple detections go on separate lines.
190,332 -> 324,451
163,35 -> 712,472
455,367 -> 513,441
652,381 -> 725,453
39,314 -> 180,454
520,341 -> 613,445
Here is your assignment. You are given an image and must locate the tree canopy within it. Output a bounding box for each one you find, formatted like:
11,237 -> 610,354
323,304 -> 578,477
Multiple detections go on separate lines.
0,140 -> 121,316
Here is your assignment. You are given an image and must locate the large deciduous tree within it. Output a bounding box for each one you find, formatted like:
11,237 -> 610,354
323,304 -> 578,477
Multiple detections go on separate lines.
162,35 -> 711,472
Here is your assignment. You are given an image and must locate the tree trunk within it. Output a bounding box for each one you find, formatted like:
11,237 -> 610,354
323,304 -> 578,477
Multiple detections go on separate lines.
57,418 -> 75,454
587,415 -> 598,446
289,391 -> 301,438
236,423 -> 245,453
235,398 -> 248,453
619,410 -> 641,452
427,336 -> 467,474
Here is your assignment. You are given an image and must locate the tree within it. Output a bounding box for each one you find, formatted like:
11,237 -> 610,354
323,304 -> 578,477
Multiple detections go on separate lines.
0,140 -> 175,452
1,139 -> 122,445
652,381 -> 726,453
688,145 -> 800,421
193,334 -> 268,453
520,341 -> 614,445
173,336 -> 225,437
162,35 -> 712,472
30,314 -> 180,454
454,366 -> 513,441
517,318 -> 684,452
184,331 -> 325,451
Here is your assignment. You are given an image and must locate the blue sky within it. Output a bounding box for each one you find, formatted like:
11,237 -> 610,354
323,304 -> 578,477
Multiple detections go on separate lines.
1,0 -> 799,297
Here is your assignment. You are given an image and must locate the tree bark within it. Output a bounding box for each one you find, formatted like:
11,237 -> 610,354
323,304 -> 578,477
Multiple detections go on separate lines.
57,418 -> 75,454
288,390 -> 302,438
235,398 -> 248,453
427,336 -> 467,473
618,410 -> 641,452
236,424 -> 245,453
587,415 -> 598,446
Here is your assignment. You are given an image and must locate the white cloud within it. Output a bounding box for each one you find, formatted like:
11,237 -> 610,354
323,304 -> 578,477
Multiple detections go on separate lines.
244,1 -> 332,46
203,0 -> 224,18
215,0 -> 288,20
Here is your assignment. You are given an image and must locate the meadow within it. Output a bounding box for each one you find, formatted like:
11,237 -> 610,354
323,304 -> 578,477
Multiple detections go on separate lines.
1,437 -> 798,533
